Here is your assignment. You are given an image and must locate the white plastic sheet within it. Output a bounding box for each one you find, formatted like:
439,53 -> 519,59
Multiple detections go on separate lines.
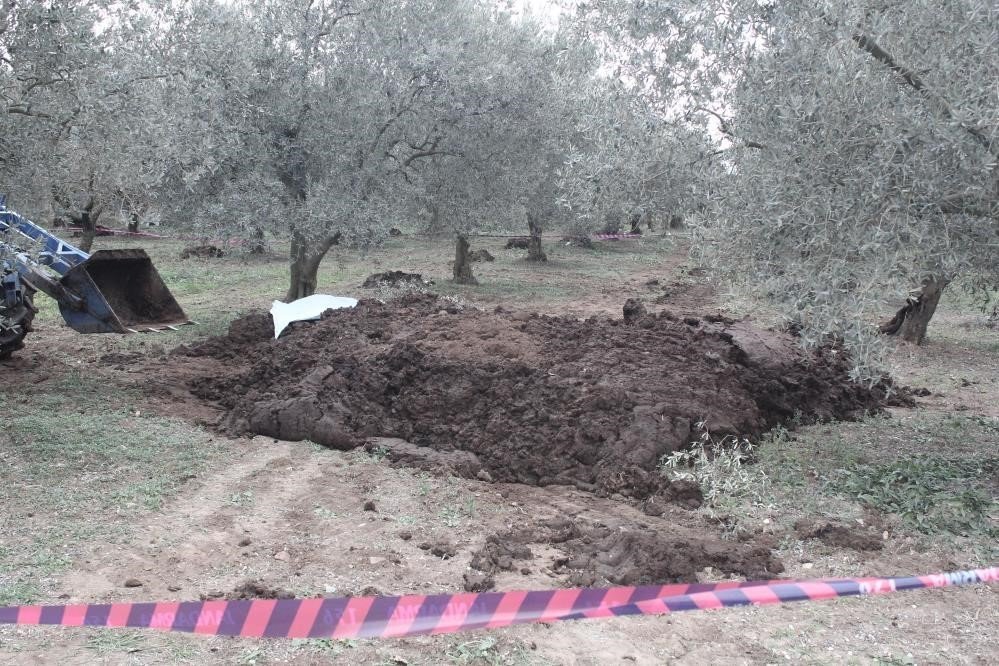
270,294 -> 358,338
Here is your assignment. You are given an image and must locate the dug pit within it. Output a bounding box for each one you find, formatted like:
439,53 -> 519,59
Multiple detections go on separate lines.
180,294 -> 902,499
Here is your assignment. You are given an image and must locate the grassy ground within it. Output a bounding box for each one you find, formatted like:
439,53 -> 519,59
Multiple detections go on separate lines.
1,231 -> 996,664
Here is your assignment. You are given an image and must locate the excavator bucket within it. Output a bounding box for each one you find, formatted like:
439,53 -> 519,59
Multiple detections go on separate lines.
57,249 -> 190,333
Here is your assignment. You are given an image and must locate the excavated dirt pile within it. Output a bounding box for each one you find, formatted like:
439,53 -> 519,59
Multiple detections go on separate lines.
182,293 -> 900,498
467,518 -> 783,589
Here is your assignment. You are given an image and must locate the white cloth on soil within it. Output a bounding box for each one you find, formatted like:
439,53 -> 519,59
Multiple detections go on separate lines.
270,294 -> 358,338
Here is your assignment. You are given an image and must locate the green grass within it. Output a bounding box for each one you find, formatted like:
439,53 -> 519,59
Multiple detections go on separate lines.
85,630 -> 146,655
0,370 -> 218,604
830,456 -> 997,536
679,412 -> 998,561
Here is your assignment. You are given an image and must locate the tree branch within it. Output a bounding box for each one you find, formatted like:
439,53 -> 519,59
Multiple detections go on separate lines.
852,33 -> 995,156
693,106 -> 765,150
6,104 -> 52,119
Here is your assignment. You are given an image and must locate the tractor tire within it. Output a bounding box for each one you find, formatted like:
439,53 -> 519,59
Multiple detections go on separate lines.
0,290 -> 35,360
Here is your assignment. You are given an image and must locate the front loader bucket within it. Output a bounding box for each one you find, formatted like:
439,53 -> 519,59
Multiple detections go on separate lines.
57,249 -> 190,333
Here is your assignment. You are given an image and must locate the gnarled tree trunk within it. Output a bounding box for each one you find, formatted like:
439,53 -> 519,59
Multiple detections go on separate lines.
526,213 -> 547,262
285,232 -> 339,302
453,235 -> 477,284
248,227 -> 267,254
75,199 -> 101,253
629,213 -> 643,235
879,276 -> 949,344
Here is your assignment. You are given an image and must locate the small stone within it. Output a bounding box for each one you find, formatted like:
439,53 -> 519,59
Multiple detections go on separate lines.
398,531 -> 413,541
476,469 -> 493,482
273,550 -> 290,561
802,562 -> 814,570
123,578 -> 143,588
167,585 -> 181,592
369,556 -> 386,565
521,568 -> 531,575
238,538 -> 252,547
363,500 -> 377,512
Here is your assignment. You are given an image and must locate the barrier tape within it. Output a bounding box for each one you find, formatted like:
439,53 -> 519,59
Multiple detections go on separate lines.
0,568 -> 994,639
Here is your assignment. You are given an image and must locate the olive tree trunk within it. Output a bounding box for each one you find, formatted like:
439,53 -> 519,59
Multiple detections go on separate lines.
248,227 -> 267,254
453,235 -> 477,284
285,232 -> 339,302
629,213 -> 643,234
526,213 -> 547,262
75,200 -> 102,253
879,276 -> 949,344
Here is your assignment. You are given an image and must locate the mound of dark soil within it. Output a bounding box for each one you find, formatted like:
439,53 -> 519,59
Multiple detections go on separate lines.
794,519 -> 884,551
470,517 -> 783,588
469,249 -> 495,262
362,271 -> 432,288
183,294 -> 901,498
180,245 -> 224,259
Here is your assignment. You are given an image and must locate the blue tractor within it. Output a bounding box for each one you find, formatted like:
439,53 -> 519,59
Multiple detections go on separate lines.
0,198 -> 190,358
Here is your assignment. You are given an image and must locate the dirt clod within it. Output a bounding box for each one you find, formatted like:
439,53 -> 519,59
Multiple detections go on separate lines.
398,531 -> 413,541
622,298 -> 648,324
469,249 -> 495,262
226,581 -> 295,600
183,295 -> 902,500
794,519 -> 884,551
663,479 -> 704,509
123,578 -> 143,588
363,500 -> 377,512
471,518 -> 783,586
362,271 -> 432,288
463,571 -> 495,592
238,537 -> 252,547
180,245 -> 224,259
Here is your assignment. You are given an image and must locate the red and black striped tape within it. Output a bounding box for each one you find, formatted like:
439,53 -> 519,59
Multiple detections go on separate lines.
1,568 -> 994,639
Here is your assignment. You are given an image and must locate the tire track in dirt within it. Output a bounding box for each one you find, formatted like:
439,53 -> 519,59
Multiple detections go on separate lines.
59,438 -> 322,601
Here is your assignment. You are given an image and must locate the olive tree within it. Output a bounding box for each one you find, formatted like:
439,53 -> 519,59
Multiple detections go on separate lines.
164,0 -> 580,300
587,0 -> 997,377
418,15 -> 607,281
0,0 -> 180,250
699,1 -> 997,364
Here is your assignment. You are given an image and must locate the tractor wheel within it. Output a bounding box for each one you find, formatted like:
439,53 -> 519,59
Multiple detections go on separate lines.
0,289 -> 35,360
